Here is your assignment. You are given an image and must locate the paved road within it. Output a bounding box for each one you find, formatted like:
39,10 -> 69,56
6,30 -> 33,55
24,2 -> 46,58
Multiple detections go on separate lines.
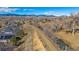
0,46 -> 17,51
0,22 -> 20,51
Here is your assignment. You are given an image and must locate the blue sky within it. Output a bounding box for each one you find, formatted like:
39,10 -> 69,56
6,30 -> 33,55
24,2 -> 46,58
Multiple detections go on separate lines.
0,7 -> 79,16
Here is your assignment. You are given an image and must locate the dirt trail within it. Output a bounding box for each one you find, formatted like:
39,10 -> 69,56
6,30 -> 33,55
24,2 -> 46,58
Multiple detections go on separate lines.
15,24 -> 57,51
33,26 -> 57,50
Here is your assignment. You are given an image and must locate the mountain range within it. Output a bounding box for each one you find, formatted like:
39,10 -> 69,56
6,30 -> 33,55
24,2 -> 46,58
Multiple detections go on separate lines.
0,13 -> 55,16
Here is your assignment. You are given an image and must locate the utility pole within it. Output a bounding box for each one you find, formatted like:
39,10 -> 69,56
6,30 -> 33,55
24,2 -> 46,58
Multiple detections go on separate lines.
71,13 -> 75,37
72,20 -> 75,37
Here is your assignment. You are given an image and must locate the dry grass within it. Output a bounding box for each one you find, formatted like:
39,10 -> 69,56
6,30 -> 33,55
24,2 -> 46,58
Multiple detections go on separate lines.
32,29 -> 46,51
55,31 -> 79,50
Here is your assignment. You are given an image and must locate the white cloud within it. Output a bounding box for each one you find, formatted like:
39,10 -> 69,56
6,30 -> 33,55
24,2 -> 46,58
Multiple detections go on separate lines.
43,11 -> 62,16
23,8 -> 34,11
24,11 -> 55,15
43,11 -> 55,15
42,11 -> 69,16
0,7 -> 18,13
23,11 -> 55,15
